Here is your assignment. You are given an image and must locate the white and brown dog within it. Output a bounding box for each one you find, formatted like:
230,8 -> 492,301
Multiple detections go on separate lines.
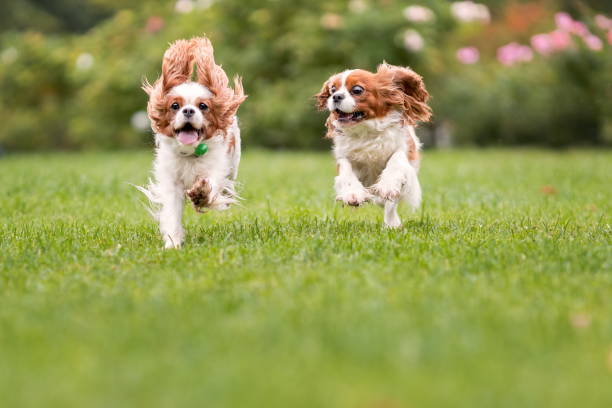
316,63 -> 431,228
139,37 -> 246,248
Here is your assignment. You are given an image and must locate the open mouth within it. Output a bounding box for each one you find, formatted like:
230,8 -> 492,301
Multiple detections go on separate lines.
174,123 -> 203,145
334,109 -> 366,123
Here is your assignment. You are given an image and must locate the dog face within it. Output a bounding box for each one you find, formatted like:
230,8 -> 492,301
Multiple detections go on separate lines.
316,63 -> 431,129
144,37 -> 246,150
166,82 -> 212,145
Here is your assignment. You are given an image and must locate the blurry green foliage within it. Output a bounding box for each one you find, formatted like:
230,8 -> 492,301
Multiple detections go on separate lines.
439,48 -> 612,147
0,0 -> 610,150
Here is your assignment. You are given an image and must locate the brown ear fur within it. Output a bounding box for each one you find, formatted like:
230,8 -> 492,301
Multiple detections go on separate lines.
315,79 -> 332,111
143,40 -> 195,134
161,39 -> 194,91
192,36 -> 246,138
324,115 -> 337,138
377,63 -> 431,124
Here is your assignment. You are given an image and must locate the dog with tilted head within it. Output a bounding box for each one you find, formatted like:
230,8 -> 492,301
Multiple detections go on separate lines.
316,63 -> 431,228
139,37 -> 246,248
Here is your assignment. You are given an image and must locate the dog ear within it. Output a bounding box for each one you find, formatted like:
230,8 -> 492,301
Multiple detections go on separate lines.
192,36 -> 246,137
192,37 -> 228,94
377,63 -> 431,124
141,40 -> 193,135
323,115 -> 337,138
161,39 -> 194,92
315,79 -> 333,111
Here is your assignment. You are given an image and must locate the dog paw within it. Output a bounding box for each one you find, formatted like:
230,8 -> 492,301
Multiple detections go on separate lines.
336,189 -> 371,207
163,235 -> 183,249
370,182 -> 401,201
186,178 -> 214,212
384,218 -> 402,229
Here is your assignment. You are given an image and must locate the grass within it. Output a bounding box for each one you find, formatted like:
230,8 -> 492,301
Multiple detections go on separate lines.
0,149 -> 611,408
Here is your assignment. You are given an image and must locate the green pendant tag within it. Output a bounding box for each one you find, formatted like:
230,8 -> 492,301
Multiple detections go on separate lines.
194,142 -> 208,157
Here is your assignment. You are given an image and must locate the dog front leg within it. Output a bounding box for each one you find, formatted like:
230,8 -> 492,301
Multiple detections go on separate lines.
335,158 -> 371,206
187,171 -> 236,211
159,186 -> 185,249
371,151 -> 421,210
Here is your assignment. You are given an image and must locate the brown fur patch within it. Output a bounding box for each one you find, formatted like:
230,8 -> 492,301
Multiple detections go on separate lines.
323,116 -> 336,139
192,37 -> 247,139
315,76 -> 338,111
227,133 -> 236,153
186,178 -> 213,212
377,63 -> 431,124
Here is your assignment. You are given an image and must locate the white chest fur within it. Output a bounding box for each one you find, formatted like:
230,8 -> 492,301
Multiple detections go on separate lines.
332,112 -> 411,185
153,119 -> 240,190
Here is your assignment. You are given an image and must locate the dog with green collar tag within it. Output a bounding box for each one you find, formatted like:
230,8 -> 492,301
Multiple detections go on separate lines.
138,36 -> 246,249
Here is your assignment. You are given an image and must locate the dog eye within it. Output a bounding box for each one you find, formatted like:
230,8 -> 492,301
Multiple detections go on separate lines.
330,86 -> 336,93
171,102 -> 180,110
351,86 -> 364,95
199,103 -> 208,111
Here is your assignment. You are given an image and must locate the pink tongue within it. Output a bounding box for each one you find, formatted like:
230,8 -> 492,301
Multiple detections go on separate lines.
177,130 -> 199,145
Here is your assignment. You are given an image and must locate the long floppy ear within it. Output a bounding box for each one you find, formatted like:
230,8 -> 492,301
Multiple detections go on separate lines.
142,40 -> 193,135
377,63 -> 431,124
192,37 -> 226,93
315,79 -> 333,111
192,36 -> 246,136
160,39 -> 194,92
142,39 -> 193,96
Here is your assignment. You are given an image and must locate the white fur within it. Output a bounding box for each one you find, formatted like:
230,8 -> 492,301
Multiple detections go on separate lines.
138,82 -> 241,249
327,70 -> 357,113
169,82 -> 213,133
331,110 -> 422,228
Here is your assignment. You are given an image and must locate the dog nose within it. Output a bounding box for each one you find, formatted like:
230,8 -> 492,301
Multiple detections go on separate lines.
182,107 -> 195,118
333,93 -> 345,103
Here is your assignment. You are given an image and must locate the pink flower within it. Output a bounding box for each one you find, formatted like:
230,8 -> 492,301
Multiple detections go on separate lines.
518,46 -> 533,62
403,5 -> 434,23
584,35 -> 603,51
531,33 -> 553,55
497,43 -> 516,66
555,12 -> 574,31
549,30 -> 572,51
145,16 -> 165,34
571,21 -> 589,37
595,14 -> 612,31
451,1 -> 490,24
608,30 -> 612,45
402,29 -> 424,52
497,43 -> 533,66
456,46 -> 479,64
531,29 -> 578,56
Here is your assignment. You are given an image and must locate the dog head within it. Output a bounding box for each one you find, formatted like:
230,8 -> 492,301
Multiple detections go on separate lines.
316,63 -> 431,132
144,37 -> 246,151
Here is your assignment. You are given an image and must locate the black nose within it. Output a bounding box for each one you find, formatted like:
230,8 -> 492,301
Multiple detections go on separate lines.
333,93 -> 345,103
182,107 -> 195,118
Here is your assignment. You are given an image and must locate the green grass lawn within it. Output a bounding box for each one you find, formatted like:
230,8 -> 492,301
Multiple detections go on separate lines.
1,149 -> 611,408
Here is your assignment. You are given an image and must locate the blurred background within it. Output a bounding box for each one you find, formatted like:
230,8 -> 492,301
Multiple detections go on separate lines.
0,0 -> 610,151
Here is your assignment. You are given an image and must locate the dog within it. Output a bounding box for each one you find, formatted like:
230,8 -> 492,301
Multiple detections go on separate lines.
138,37 -> 246,248
316,63 -> 431,228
